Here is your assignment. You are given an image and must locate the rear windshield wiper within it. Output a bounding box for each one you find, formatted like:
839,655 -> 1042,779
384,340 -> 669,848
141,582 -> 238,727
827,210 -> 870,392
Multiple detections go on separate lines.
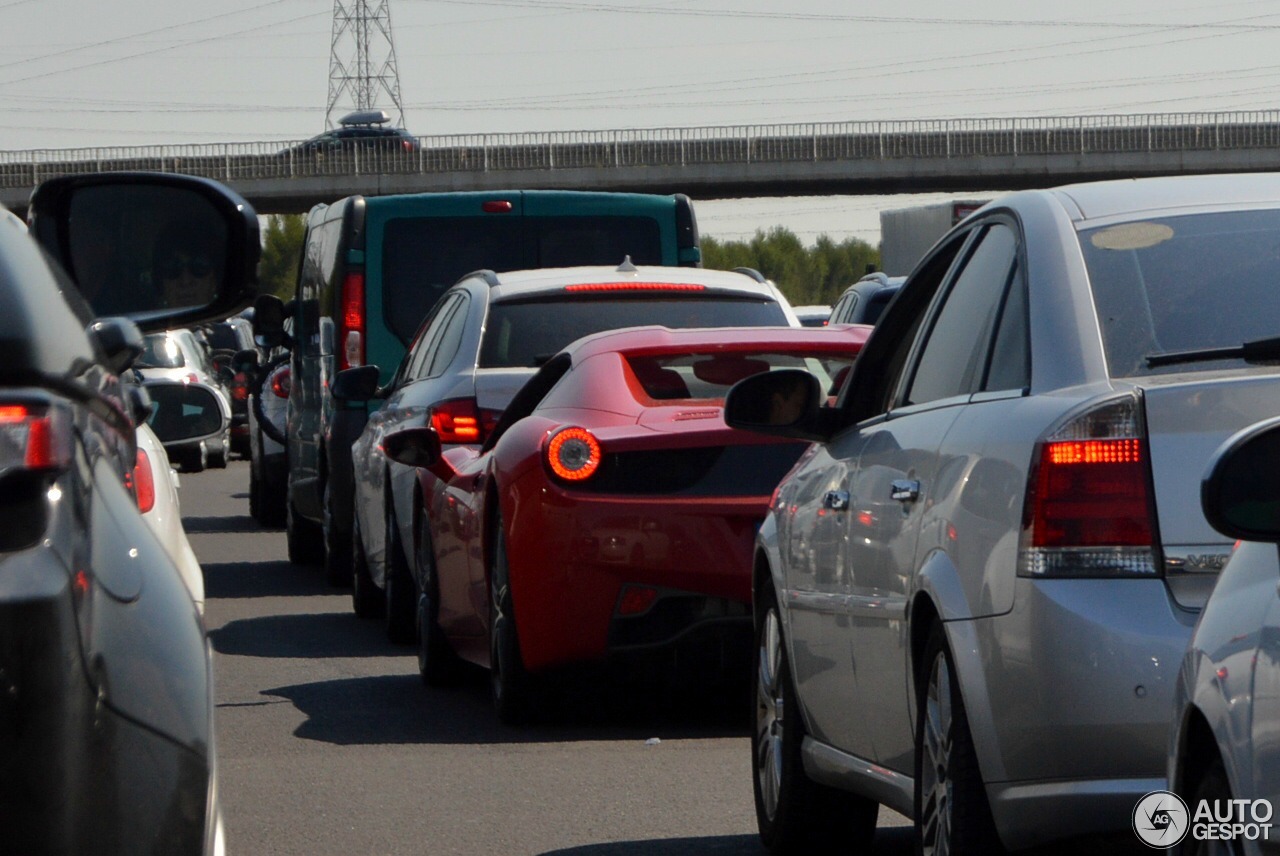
1146,335 -> 1280,368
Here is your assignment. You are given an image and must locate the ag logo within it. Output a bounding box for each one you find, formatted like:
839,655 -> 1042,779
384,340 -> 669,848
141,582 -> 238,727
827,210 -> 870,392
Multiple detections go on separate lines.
1133,790 -> 1190,847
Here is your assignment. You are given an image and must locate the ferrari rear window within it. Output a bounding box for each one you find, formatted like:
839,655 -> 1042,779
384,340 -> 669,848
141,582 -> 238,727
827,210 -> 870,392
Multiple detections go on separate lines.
625,351 -> 855,401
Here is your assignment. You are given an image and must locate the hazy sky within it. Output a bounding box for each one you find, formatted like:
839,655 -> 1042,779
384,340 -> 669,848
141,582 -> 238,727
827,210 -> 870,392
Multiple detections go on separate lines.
2,0 -> 1275,248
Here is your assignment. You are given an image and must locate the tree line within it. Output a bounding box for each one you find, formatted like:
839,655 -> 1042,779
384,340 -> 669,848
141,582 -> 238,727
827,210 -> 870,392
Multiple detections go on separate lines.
258,214 -> 880,309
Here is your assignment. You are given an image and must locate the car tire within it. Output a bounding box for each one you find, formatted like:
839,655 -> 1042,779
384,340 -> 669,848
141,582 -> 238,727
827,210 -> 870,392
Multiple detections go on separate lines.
182,442 -> 207,474
416,510 -> 464,687
249,448 -> 262,522
1180,756 -> 1240,856
207,437 -> 228,469
259,462 -> 287,528
752,583 -> 877,854
383,507 -> 417,645
351,515 -> 383,619
323,480 -> 353,588
285,480 -> 324,566
490,514 -> 537,725
914,623 -> 1004,856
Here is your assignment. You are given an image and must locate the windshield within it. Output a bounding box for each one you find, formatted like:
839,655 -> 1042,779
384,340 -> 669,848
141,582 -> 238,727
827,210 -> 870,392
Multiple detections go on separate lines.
1079,209 -> 1280,377
137,334 -> 185,368
479,298 -> 790,368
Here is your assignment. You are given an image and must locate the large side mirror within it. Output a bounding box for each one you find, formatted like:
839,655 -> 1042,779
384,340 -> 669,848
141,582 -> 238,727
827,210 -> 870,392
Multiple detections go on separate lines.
723,369 -> 834,443
253,294 -> 289,349
28,172 -> 260,332
1202,416 -> 1280,542
143,380 -> 228,446
86,317 -> 145,375
331,365 -> 381,403
382,427 -> 444,471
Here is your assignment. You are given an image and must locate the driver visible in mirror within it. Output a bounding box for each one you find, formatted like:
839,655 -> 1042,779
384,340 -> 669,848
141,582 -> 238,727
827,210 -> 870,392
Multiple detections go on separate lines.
154,221 -> 221,309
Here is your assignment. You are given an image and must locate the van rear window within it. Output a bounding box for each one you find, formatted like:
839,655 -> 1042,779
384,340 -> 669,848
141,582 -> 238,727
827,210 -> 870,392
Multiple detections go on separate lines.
478,297 -> 789,368
381,216 -> 664,344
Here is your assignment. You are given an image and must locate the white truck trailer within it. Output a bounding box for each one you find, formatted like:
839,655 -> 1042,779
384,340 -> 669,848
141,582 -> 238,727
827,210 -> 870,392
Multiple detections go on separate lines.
879,199 -> 988,276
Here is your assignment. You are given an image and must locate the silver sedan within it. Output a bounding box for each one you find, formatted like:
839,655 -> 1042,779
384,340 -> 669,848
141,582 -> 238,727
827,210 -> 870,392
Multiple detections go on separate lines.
725,172 -> 1280,853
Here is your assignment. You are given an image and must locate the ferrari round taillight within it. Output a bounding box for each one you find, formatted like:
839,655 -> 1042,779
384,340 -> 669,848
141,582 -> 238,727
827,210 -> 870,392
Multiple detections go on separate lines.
269,366 -> 291,399
547,427 -> 600,482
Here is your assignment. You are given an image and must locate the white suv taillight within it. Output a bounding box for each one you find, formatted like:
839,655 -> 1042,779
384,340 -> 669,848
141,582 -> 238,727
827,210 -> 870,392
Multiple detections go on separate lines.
1018,394 -> 1160,578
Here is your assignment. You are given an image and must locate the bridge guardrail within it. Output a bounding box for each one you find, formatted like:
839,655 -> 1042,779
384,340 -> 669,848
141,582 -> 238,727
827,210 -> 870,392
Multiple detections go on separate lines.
5,112 -> 1280,188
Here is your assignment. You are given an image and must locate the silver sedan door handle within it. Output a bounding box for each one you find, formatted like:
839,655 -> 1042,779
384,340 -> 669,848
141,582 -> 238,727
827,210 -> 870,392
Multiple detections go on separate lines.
891,479 -> 920,503
823,490 -> 850,511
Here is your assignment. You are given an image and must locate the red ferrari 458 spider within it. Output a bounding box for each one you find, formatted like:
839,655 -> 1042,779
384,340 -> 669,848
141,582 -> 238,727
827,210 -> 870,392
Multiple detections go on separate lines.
383,324 -> 870,723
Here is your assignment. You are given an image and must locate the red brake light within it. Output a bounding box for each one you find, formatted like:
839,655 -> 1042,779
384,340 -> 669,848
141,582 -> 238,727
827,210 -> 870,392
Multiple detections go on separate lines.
564,282 -> 706,293
340,271 -> 366,370
546,426 -> 601,482
1019,396 -> 1158,577
133,448 -> 156,513
429,398 -> 497,445
231,372 -> 249,401
482,200 -> 514,213
0,403 -> 71,472
617,584 -> 658,616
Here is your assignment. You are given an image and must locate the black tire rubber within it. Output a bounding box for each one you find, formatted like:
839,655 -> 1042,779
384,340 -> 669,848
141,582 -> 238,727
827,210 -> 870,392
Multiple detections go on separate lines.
351,515 -> 383,619
415,509 -> 464,687
323,479 -> 352,588
249,450 -> 262,522
914,623 -> 1004,856
285,480 -> 324,566
207,437 -> 228,469
383,507 -> 417,645
489,515 -> 538,725
1181,757 -> 1242,856
258,457 -> 287,528
182,442 -> 207,474
752,583 -> 877,855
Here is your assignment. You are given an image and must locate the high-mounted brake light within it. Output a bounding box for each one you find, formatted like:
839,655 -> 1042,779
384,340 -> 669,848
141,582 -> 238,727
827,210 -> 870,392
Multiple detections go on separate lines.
547,426 -> 601,482
564,282 -> 706,293
429,398 -> 500,445
0,403 -> 71,474
132,448 -> 156,513
339,271 -> 366,370
1018,395 -> 1159,577
482,200 -> 514,213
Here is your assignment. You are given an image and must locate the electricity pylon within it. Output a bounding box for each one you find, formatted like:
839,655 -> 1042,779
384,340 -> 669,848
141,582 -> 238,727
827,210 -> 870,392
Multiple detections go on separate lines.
325,0 -> 406,129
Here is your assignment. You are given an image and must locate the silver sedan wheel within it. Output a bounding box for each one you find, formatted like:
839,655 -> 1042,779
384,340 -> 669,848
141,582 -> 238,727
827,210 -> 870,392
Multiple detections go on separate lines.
755,606 -> 784,822
920,651 -> 954,856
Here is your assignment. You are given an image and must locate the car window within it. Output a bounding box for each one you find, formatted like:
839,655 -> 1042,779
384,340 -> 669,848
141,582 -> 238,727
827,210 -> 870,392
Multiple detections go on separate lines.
904,223 -> 1018,406
138,334 -> 185,368
983,261 -> 1029,392
478,297 -> 790,369
426,293 -> 471,378
405,293 -> 461,381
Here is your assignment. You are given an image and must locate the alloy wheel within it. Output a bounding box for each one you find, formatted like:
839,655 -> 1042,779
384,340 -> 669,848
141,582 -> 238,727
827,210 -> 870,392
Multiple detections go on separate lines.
920,651 -> 954,856
754,606 -> 784,823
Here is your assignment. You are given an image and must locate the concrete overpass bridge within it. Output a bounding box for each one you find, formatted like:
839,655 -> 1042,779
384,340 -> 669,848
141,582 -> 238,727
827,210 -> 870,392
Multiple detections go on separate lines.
4,111 -> 1280,216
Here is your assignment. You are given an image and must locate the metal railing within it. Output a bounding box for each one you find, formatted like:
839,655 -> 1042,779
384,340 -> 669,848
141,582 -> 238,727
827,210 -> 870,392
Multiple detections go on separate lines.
3,112 -> 1280,188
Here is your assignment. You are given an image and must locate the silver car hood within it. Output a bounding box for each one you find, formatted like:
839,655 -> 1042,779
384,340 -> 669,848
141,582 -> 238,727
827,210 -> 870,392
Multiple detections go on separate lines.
1137,370 -> 1280,608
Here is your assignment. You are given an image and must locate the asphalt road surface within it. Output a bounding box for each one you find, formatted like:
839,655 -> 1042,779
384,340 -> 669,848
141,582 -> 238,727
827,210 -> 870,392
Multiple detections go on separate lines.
186,460 -> 914,855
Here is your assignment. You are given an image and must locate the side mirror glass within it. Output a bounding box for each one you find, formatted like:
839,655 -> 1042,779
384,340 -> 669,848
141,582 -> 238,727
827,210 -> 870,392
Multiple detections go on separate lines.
86,317 -> 145,375
28,173 -> 260,333
331,365 -> 381,402
253,294 -> 287,349
724,369 -> 828,441
1202,416 -> 1280,542
143,380 -> 227,446
382,427 -> 442,469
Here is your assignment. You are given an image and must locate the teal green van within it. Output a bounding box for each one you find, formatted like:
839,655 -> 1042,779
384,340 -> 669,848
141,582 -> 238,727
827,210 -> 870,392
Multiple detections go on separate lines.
280,190 -> 701,580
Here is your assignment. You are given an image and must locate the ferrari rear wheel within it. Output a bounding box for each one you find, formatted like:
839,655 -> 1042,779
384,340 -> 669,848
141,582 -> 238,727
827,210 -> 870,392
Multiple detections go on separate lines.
490,515 -> 537,725
384,507 -> 418,645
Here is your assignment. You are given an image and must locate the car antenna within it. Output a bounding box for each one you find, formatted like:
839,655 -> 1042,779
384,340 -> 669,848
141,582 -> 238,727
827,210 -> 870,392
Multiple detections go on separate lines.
616,255 -> 637,272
